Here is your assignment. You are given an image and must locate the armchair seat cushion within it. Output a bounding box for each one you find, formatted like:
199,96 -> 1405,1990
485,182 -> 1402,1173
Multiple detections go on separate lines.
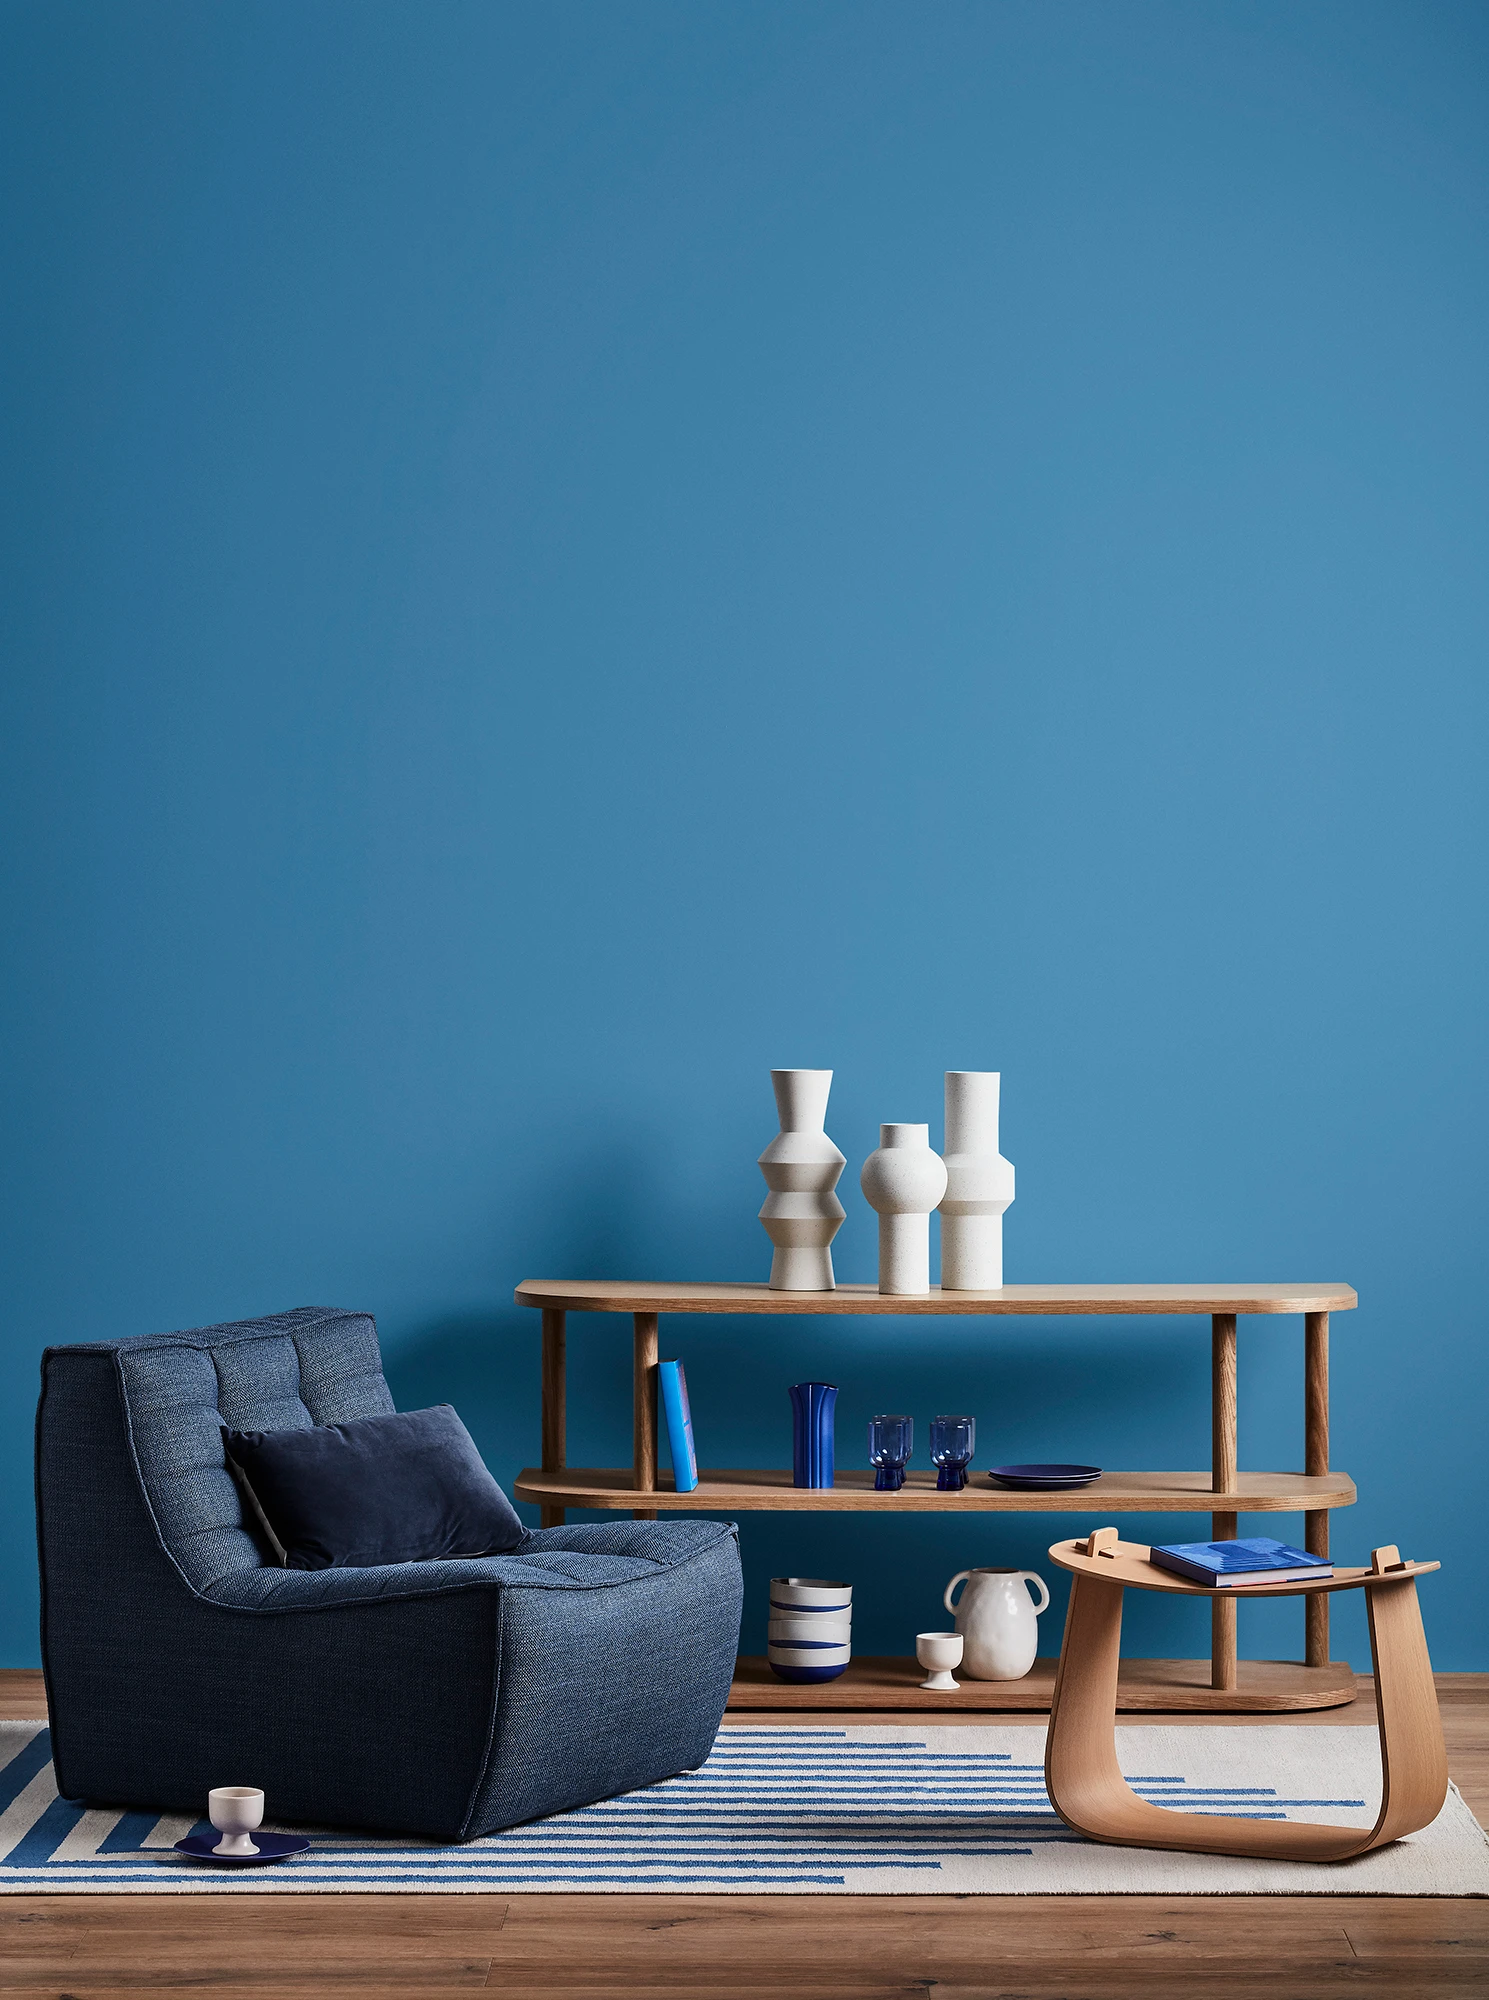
203,1518 -> 732,1611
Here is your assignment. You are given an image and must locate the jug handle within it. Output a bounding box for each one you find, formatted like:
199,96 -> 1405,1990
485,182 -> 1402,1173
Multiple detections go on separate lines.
1019,1571 -> 1051,1615
943,1570 -> 971,1615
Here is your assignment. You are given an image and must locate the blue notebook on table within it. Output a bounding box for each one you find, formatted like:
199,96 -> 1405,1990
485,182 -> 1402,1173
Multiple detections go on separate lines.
1149,1536 -> 1332,1587
659,1359 -> 699,1493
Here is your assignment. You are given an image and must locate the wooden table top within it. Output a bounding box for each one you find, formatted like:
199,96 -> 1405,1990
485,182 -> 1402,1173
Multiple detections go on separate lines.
1048,1535 -> 1438,1597
515,1280 -> 1357,1316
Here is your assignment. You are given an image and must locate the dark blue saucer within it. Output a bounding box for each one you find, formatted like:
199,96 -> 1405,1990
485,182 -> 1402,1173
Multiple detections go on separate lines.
987,1463 -> 1102,1490
174,1831 -> 311,1865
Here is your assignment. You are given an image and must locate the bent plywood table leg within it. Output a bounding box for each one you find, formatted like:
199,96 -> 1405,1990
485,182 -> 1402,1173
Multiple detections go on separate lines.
1045,1533 -> 1447,1862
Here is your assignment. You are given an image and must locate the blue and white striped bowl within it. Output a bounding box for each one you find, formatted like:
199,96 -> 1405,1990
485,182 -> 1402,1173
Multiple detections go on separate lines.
769,1576 -> 852,1611
766,1641 -> 852,1682
767,1642 -> 852,1668
767,1576 -> 852,1682
768,1614 -> 851,1645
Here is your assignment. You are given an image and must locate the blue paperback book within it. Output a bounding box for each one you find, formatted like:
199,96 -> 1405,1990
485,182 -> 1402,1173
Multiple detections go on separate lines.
658,1359 -> 699,1493
1149,1536 -> 1332,1588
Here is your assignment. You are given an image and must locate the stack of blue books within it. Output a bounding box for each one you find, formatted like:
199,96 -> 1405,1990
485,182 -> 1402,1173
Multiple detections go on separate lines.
1149,1536 -> 1333,1587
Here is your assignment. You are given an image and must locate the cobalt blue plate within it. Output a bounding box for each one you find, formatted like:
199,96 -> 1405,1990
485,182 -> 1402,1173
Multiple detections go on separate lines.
987,1463 -> 1102,1490
174,1831 -> 311,1865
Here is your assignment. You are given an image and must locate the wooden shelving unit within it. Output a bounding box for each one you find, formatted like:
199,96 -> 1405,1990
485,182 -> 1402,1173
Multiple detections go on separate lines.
514,1278 -> 1359,1714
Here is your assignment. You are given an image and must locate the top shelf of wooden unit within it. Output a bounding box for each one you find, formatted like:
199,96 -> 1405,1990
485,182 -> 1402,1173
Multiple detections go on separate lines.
515,1280 -> 1357,1317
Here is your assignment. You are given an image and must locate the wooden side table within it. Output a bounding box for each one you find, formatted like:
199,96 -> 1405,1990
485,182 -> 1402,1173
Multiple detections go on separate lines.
1045,1528 -> 1447,1860
514,1279 -> 1359,1713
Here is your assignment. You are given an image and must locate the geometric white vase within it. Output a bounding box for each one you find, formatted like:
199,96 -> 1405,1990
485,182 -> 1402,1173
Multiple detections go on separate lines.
938,1070 -> 1015,1290
859,1122 -> 948,1296
758,1069 -> 846,1292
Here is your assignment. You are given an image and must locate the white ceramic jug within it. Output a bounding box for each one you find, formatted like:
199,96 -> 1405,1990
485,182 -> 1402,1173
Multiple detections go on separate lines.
943,1566 -> 1051,1680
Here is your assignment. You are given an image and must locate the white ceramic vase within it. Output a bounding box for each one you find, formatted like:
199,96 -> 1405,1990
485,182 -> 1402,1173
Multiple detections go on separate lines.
943,1567 -> 1051,1680
758,1070 -> 846,1292
939,1071 -> 1015,1290
859,1123 -> 948,1295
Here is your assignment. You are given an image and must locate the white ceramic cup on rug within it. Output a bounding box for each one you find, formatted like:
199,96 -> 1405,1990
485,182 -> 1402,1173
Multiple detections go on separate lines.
208,1787 -> 264,1857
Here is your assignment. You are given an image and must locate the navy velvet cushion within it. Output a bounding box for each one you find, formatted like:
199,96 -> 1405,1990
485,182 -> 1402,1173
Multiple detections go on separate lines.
222,1405 -> 526,1570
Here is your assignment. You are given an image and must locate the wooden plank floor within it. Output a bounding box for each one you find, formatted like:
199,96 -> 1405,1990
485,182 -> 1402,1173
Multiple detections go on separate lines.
3,1669 -> 1487,1998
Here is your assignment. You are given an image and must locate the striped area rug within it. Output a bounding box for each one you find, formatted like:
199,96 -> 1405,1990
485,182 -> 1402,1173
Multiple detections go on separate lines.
3,1722 -> 1486,1894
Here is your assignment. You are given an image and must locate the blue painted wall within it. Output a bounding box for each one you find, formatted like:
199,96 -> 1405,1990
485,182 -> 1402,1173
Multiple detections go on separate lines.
4,1 -> 1486,1673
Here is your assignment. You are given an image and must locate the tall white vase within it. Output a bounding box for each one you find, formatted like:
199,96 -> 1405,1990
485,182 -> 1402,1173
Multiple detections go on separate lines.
758,1070 -> 846,1292
859,1123 -> 948,1296
939,1071 -> 1015,1290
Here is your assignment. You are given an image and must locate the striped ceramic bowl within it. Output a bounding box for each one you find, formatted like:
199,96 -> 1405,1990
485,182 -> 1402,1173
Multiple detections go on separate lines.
766,1641 -> 852,1681
769,1576 -> 852,1612
767,1577 -> 852,1682
767,1614 -> 852,1645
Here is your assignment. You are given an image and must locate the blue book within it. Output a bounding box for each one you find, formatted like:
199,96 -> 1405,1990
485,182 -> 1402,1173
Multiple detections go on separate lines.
1149,1536 -> 1332,1588
659,1359 -> 699,1493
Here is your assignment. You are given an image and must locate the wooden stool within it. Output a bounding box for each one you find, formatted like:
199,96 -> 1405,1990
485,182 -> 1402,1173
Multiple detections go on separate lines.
1045,1529 -> 1447,1861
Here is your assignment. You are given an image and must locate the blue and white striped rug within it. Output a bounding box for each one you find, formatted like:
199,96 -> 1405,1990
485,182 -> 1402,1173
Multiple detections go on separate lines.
3,1722 -> 1485,1894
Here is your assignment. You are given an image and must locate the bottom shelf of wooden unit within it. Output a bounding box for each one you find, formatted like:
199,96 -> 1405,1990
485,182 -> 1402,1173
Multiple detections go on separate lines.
727,1654 -> 1358,1714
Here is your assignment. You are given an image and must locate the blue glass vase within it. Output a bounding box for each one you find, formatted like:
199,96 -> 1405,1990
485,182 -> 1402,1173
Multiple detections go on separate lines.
789,1381 -> 837,1488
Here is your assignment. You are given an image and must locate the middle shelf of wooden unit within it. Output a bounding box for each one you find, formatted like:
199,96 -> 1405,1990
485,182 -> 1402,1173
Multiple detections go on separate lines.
514,1466 -> 1358,1513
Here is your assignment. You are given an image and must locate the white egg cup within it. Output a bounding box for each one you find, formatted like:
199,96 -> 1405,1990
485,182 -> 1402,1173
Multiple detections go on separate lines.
916,1630 -> 964,1691
209,1786 -> 265,1857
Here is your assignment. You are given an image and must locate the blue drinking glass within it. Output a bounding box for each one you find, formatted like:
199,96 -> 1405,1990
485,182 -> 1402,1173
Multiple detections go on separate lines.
868,1414 -> 913,1491
930,1414 -> 976,1490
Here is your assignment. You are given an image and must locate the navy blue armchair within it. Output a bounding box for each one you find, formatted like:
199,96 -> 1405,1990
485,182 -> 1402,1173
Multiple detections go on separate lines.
35,1307 -> 742,1840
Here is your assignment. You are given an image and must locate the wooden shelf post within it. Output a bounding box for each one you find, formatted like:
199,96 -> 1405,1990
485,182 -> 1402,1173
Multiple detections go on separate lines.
1305,1310 -> 1330,1668
633,1311 -> 659,1521
1211,1313 -> 1238,1691
539,1308 -> 566,1529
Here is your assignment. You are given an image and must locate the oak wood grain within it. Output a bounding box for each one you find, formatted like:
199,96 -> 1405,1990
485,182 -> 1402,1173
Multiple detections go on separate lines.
517,1279 -> 1358,1315
2,1897 -> 1487,2000
631,1310 -> 658,1520
514,1464 -> 1358,1512
728,1652 -> 1358,1711
0,1670 -> 1484,1999
1306,1309 -> 1331,1669
1044,1548 -> 1449,1862
1049,1533 -> 1439,1597
540,1307 -> 566,1530
1211,1312 -> 1239,1692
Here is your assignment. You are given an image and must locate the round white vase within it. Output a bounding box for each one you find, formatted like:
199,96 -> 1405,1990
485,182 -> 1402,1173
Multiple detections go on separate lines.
758,1069 -> 846,1292
943,1567 -> 1050,1680
939,1071 -> 1015,1290
859,1123 -> 948,1295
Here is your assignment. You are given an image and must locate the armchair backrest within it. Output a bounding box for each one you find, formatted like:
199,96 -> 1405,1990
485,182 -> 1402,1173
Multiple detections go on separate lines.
39,1307 -> 394,1594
